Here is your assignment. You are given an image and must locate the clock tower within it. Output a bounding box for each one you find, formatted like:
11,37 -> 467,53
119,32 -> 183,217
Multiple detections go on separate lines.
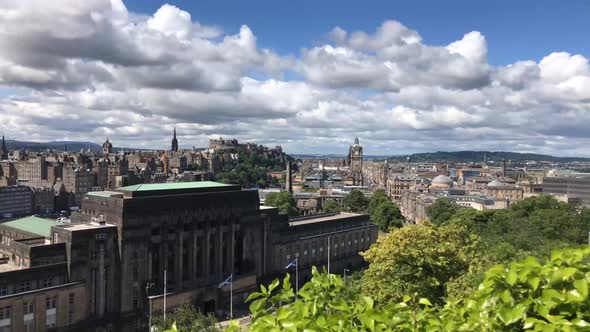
348,137 -> 363,186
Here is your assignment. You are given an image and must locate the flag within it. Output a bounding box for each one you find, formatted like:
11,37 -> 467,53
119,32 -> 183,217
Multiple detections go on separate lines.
285,258 -> 297,269
218,274 -> 232,288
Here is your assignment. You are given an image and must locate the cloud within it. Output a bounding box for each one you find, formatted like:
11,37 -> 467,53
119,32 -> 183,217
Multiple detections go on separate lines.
0,1 -> 589,156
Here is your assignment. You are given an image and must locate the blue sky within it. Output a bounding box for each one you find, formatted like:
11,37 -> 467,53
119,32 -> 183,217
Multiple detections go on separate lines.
125,0 -> 590,65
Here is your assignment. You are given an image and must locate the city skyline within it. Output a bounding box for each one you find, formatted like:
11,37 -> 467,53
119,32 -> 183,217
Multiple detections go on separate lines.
0,1 -> 589,156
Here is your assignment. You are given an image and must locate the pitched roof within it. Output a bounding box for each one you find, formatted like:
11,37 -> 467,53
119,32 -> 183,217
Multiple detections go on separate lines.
1,216 -> 58,238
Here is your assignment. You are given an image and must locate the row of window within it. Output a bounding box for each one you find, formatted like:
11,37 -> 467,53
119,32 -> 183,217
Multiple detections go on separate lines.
0,294 -> 71,331
0,278 -> 55,297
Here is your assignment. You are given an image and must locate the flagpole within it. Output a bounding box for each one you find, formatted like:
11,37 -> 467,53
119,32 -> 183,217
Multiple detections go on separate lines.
295,258 -> 299,295
327,236 -> 331,279
163,269 -> 167,322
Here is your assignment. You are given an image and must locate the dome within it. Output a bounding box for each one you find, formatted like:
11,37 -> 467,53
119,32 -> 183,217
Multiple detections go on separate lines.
487,180 -> 506,187
430,175 -> 453,188
432,175 -> 452,184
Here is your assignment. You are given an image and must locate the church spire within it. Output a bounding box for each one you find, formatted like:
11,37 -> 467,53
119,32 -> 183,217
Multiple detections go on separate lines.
171,127 -> 179,152
0,132 -> 7,160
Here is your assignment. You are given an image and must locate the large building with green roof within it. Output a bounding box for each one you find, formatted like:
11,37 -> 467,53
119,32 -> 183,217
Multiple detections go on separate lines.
0,181 -> 376,331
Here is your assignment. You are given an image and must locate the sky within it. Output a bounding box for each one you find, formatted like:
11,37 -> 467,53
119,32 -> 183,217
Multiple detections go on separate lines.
0,1 -> 589,156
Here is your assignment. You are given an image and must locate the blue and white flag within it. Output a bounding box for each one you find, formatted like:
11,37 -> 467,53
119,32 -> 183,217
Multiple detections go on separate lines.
218,274 -> 232,288
285,258 -> 297,269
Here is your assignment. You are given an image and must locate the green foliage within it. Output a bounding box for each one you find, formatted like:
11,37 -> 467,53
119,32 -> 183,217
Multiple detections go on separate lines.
153,303 -> 219,332
371,200 -> 403,232
265,191 -> 298,216
187,163 -> 207,171
368,189 -> 390,215
215,163 -> 271,188
214,148 -> 286,188
361,223 -> 479,305
343,189 -> 369,213
449,196 -> 590,262
241,247 -> 590,332
426,197 -> 461,226
322,200 -> 342,213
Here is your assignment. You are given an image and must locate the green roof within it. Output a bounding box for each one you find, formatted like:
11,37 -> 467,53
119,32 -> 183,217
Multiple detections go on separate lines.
87,191 -> 123,198
2,216 -> 58,238
118,181 -> 233,192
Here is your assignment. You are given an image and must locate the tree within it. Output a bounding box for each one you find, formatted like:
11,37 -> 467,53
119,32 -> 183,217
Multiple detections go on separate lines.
368,189 -> 390,216
152,303 -> 219,332
265,191 -> 298,216
237,247 -> 590,332
426,197 -> 460,226
371,200 -> 403,231
361,223 -> 479,305
343,189 -> 369,213
322,199 -> 341,213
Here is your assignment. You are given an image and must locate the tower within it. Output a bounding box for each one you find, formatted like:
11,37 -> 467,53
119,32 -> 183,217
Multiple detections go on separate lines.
171,127 -> 179,152
383,159 -> 389,191
102,138 -> 113,157
285,161 -> 293,193
348,137 -> 363,186
0,133 -> 7,160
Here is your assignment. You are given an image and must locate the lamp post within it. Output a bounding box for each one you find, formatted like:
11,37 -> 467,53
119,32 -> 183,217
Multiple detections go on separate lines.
343,269 -> 350,283
145,282 -> 154,332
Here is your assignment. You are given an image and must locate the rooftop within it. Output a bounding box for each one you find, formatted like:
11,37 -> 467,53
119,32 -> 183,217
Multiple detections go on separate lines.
118,181 -> 232,192
1,216 -> 58,238
289,212 -> 362,226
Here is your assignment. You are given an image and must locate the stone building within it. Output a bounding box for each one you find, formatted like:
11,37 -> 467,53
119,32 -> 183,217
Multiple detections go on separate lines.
542,175 -> 590,207
62,164 -> 94,205
0,135 -> 7,161
0,186 -> 33,218
16,156 -> 48,188
32,187 -> 55,215
347,138 -> 363,186
484,180 -> 524,202
0,181 -> 377,331
171,128 -> 179,152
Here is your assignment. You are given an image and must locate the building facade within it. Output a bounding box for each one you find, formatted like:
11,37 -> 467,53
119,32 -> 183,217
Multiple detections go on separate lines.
0,181 -> 377,331
347,138 -> 363,186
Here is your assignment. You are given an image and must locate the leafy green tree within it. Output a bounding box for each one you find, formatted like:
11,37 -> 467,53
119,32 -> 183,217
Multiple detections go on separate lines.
368,189 -> 390,215
236,247 -> 590,332
371,200 -> 403,231
152,303 -> 219,332
265,191 -> 298,216
426,197 -> 460,226
321,199 -> 341,213
343,189 -> 369,213
361,223 -> 479,305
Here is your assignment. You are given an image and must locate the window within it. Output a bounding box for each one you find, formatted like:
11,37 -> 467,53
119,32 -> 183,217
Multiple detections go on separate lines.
132,263 -> 139,281
132,289 -> 139,309
0,306 -> 10,319
23,302 -> 34,314
46,295 -> 57,328
0,286 -> 7,296
19,280 -> 31,292
69,293 -> 75,305
42,278 -> 53,288
0,305 -> 11,332
46,296 -> 57,309
24,302 -> 34,332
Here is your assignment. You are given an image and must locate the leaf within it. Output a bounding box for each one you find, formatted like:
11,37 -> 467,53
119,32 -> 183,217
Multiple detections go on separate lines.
419,298 -> 433,306
528,277 -> 541,291
573,279 -> 588,298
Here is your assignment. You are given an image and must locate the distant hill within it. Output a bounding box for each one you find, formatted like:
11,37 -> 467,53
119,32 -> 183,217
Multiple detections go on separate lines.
387,151 -> 590,163
4,140 -> 146,152
5,140 -> 102,152
292,151 -> 590,163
